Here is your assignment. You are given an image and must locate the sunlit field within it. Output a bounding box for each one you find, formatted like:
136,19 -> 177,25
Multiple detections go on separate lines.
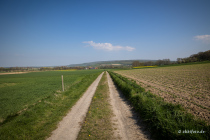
115,63 -> 210,123
0,70 -> 103,139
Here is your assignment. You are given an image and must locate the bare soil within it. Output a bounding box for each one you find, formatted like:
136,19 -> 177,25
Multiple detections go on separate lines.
0,72 -> 29,75
107,72 -> 151,140
115,65 -> 210,124
47,72 -> 104,140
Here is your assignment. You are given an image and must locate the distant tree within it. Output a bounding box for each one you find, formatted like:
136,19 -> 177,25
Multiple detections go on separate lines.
154,59 -> 170,66
198,50 -> 210,61
163,59 -> 170,65
144,61 -> 153,66
181,58 -> 187,63
0,67 -> 5,71
177,58 -> 182,64
176,50 -> 209,64
155,60 -> 163,65
132,61 -> 140,67
205,50 -> 210,60
139,62 -> 144,66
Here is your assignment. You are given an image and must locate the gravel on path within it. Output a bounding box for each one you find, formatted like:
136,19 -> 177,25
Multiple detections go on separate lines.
47,72 -> 104,140
107,72 -> 151,140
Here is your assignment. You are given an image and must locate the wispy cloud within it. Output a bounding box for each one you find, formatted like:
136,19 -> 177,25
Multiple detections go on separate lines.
194,35 -> 210,44
83,41 -> 135,51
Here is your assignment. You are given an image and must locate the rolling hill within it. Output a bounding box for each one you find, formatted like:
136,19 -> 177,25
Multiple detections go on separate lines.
68,59 -> 159,67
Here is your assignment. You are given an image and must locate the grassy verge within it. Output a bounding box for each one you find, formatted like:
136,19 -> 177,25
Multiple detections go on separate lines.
0,70 -> 103,121
0,71 -> 102,140
108,71 -> 210,140
77,72 -> 114,140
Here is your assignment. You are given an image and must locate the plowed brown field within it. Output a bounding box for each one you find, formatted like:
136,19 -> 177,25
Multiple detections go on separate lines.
115,63 -> 210,123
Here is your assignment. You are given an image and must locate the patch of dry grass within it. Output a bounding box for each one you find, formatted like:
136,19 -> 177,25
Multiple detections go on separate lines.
0,83 -> 16,88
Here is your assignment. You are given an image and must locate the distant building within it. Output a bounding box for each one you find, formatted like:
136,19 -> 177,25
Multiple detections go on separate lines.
85,66 -> 98,69
111,64 -> 122,66
100,64 -> 121,66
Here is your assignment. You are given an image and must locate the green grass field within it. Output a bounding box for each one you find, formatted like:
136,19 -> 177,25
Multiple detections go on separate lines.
0,70 -> 103,140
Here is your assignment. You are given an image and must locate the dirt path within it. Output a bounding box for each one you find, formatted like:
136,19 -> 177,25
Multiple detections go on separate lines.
47,72 -> 104,140
107,72 -> 151,140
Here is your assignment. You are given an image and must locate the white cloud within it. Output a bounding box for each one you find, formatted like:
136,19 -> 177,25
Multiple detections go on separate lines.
83,41 -> 135,51
194,35 -> 210,44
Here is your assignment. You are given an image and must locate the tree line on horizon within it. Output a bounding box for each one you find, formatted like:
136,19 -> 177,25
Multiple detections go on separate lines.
132,50 -> 210,67
132,59 -> 171,67
177,50 -> 210,63
0,66 -> 84,72
1,50 -> 209,72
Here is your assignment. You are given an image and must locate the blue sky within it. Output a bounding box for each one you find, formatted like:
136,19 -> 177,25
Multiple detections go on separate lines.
0,0 -> 210,67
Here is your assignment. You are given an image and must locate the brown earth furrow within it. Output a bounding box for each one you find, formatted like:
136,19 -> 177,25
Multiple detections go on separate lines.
146,79 -> 210,109
116,72 -> 210,123
118,72 -> 210,109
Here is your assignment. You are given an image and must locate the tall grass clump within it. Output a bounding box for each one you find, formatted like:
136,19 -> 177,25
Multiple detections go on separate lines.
108,71 -> 209,140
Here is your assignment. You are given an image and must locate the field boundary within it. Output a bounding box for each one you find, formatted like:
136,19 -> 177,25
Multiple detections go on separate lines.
108,71 -> 210,140
0,70 -> 103,140
47,72 -> 104,140
107,72 -> 151,140
115,63 -> 210,123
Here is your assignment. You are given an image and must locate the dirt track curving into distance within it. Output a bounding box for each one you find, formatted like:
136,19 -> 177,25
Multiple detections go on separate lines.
47,72 -> 104,140
107,72 -> 151,140
47,71 -> 151,140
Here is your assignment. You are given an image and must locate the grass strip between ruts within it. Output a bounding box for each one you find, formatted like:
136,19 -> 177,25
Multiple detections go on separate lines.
77,72 -> 114,140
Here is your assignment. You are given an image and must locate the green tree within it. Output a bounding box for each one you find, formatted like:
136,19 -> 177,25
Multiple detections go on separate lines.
132,61 -> 140,67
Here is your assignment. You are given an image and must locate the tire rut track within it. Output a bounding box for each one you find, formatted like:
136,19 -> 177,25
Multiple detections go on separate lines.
47,72 -> 104,140
107,72 -> 151,140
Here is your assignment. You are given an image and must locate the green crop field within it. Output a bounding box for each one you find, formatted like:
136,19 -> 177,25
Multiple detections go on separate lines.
0,70 -> 103,140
